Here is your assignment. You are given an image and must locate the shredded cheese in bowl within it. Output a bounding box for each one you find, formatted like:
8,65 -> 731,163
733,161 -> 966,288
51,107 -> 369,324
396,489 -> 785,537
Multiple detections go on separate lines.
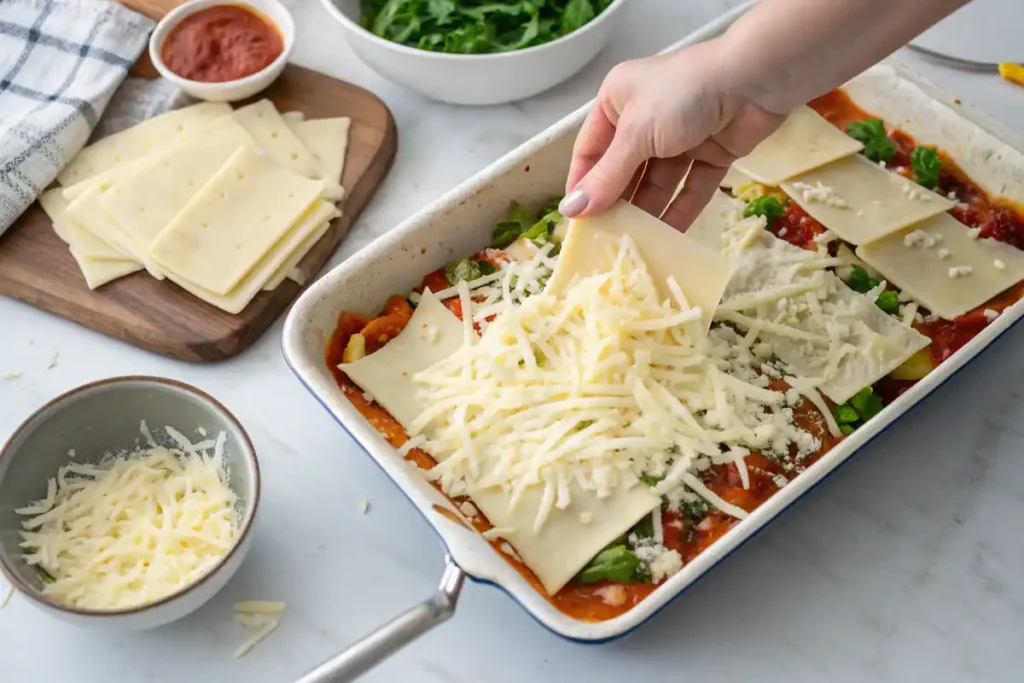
15,424 -> 240,611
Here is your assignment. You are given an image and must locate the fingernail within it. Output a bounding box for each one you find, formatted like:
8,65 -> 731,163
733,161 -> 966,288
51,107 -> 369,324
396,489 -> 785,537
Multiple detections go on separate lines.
559,188 -> 589,217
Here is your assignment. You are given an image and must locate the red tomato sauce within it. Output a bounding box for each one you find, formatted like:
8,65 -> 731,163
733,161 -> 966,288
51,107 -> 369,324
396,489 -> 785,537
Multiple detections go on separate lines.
809,89 -> 1024,368
773,202 -> 826,249
161,5 -> 284,83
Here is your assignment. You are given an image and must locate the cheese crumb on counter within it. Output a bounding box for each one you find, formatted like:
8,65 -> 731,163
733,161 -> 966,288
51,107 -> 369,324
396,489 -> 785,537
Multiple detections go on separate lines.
967,228 -> 981,239
358,497 -> 369,514
948,266 -> 973,279
235,600 -> 287,614
3,372 -> 22,381
937,248 -> 951,260
234,601 -> 286,659
994,259 -> 1006,271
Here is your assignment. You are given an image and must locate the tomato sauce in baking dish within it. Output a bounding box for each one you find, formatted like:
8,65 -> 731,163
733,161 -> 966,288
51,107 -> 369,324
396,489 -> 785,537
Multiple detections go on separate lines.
161,5 -> 284,83
326,87 -> 1024,622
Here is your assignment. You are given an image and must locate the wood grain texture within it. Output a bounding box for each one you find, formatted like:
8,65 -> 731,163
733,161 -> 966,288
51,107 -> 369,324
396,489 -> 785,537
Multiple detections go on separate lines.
0,10 -> 396,361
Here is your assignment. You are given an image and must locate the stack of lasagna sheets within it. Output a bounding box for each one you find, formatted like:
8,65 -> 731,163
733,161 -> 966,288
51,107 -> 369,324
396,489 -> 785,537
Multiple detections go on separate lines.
39,100 -> 350,314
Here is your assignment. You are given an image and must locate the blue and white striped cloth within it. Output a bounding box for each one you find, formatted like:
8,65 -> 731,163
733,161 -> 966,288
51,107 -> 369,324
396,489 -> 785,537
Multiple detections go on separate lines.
0,0 -> 153,235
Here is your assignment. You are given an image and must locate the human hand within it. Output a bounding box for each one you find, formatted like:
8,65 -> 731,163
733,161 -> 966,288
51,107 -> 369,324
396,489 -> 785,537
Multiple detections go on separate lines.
558,39 -> 785,230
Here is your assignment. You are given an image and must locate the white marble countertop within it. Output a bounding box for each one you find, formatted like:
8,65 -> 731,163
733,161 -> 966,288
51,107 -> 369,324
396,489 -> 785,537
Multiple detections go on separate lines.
3,1 -> 1024,681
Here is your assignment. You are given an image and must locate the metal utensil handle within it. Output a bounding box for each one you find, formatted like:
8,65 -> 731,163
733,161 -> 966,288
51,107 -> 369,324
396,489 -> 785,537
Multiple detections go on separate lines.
294,558 -> 465,683
904,44 -> 999,71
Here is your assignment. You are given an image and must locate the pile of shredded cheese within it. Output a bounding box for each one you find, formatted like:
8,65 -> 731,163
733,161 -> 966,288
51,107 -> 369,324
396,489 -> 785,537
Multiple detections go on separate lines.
405,233 -> 820,532
16,425 -> 240,610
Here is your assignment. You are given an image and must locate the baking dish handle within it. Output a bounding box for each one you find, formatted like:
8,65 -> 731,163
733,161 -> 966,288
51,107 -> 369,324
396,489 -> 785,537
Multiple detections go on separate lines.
293,556 -> 465,683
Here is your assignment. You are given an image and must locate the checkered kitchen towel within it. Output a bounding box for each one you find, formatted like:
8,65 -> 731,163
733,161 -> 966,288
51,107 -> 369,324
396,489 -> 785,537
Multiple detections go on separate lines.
0,0 -> 154,235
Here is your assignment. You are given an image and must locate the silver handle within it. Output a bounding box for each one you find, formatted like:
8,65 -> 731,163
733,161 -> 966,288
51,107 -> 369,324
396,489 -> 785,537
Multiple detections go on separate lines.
294,557 -> 465,683
904,44 -> 999,72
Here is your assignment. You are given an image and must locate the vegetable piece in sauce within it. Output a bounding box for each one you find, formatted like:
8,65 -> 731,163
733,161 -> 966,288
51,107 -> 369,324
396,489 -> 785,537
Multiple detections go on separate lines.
844,264 -> 902,315
875,289 -> 900,315
845,264 -> 878,294
910,146 -> 942,190
846,118 -> 895,163
444,258 -> 494,285
161,5 -> 284,83
491,201 -> 534,247
835,386 -> 884,434
743,195 -> 785,228
523,209 -> 564,248
576,545 -> 642,584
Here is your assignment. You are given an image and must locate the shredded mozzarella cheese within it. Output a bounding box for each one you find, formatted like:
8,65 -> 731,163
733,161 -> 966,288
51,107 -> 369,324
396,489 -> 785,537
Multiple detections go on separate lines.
16,425 -> 239,610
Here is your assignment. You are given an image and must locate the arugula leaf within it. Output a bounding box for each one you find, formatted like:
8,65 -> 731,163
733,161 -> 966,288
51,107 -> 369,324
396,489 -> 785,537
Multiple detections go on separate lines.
681,497 -> 709,523
630,515 -> 654,540
444,258 -> 483,285
846,264 -> 879,294
846,119 -> 895,163
576,545 -> 642,584
539,195 -> 564,216
478,261 -> 498,276
743,195 -> 785,228
911,146 -> 941,189
640,474 -> 664,487
562,0 -> 595,34
524,209 -> 564,246
491,200 -> 533,247
362,0 -> 612,55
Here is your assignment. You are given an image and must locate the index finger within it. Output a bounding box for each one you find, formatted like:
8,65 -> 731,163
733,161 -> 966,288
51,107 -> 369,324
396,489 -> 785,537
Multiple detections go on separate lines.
660,160 -> 728,233
565,104 -> 617,194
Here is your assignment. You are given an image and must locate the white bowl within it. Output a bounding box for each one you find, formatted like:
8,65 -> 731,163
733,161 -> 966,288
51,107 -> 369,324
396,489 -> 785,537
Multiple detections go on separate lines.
149,0 -> 295,103
0,377 -> 261,632
319,0 -> 629,106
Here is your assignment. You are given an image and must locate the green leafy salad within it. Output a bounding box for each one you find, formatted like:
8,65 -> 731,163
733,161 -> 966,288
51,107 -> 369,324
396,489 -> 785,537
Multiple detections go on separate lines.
361,0 -> 616,54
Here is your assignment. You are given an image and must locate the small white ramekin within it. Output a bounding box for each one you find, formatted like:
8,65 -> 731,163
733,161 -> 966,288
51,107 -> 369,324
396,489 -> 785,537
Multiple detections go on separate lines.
149,0 -> 295,103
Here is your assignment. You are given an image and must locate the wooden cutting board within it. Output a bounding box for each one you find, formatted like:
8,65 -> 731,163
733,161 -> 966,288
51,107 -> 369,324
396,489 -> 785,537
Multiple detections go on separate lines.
0,0 -> 396,362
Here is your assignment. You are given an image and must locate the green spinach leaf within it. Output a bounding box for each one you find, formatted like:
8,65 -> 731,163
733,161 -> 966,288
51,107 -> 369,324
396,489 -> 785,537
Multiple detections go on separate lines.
846,118 -> 895,163
445,258 -> 483,285
362,0 -> 613,55
577,545 -> 642,584
911,146 -> 942,189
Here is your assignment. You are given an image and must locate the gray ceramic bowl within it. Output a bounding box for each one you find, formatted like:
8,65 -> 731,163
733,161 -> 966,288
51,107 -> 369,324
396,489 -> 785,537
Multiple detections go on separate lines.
0,376 -> 260,631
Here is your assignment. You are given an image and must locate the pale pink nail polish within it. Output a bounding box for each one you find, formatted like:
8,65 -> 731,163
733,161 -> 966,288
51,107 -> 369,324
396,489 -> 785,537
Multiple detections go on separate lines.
559,188 -> 588,216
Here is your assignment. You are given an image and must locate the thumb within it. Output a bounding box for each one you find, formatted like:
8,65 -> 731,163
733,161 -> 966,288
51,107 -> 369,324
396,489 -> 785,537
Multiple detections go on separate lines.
560,120 -> 649,218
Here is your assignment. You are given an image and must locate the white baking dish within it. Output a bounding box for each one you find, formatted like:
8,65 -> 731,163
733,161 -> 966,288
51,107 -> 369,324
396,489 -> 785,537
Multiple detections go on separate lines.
282,0 -> 1024,669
